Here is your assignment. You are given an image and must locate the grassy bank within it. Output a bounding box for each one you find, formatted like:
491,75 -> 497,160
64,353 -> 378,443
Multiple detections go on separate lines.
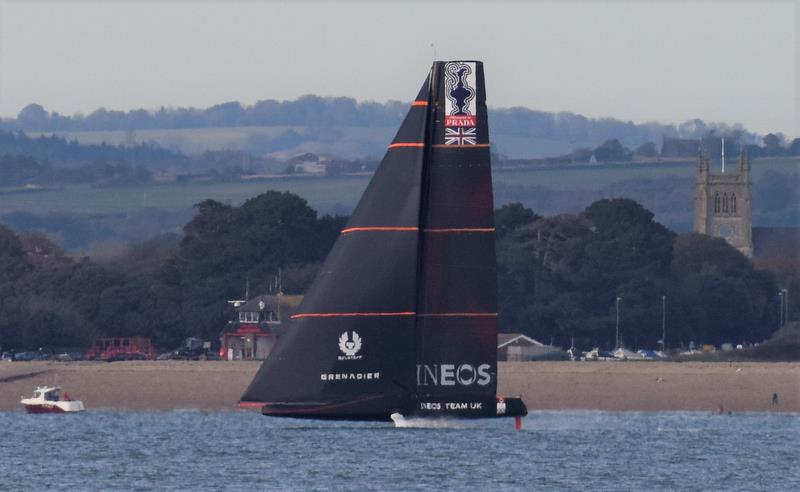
1,157 -> 797,216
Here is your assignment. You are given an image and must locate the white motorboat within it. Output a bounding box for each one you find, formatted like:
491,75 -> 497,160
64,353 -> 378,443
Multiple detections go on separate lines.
20,385 -> 85,414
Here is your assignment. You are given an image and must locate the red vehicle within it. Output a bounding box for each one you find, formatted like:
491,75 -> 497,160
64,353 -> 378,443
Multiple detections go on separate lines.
85,337 -> 156,361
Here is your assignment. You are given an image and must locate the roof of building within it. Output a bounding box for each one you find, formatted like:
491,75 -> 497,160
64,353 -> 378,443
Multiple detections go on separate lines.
497,333 -> 545,349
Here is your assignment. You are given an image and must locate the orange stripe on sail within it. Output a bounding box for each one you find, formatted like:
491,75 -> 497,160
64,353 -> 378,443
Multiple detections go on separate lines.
388,142 -> 425,149
291,311 -> 416,320
341,226 -> 419,234
411,101 -> 429,106
431,144 -> 490,149
417,313 -> 498,318
424,228 -> 495,233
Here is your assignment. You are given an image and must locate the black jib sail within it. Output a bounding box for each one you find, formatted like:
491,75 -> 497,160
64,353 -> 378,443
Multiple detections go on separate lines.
239,61 -> 527,420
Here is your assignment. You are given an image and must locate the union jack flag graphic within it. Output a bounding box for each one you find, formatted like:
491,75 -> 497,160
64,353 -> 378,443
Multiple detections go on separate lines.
444,127 -> 477,145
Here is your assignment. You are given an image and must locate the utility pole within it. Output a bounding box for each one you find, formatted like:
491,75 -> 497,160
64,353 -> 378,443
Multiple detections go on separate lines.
615,296 -> 622,349
779,290 -> 785,328
661,295 -> 666,352
781,289 -> 789,326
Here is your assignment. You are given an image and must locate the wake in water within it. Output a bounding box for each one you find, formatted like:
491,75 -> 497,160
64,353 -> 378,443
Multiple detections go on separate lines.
390,413 -> 466,429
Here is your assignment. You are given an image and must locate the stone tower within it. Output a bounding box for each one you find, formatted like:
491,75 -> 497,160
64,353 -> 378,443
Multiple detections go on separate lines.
693,152 -> 753,257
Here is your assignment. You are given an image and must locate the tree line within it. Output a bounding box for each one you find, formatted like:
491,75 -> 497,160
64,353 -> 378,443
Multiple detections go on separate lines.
0,191 -> 343,350
510,133 -> 800,166
495,200 -> 788,350
0,192 -> 792,353
0,131 -> 289,186
2,99 -> 761,151
0,130 -> 181,165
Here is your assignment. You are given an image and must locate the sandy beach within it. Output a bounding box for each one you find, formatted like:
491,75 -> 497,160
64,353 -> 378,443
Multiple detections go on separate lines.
1,360 -> 798,413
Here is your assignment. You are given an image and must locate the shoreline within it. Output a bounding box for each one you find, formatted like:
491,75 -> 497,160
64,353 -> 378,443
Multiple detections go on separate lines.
2,361 -> 798,413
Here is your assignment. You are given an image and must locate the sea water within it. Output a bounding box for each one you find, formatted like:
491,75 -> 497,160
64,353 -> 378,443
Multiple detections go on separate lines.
1,410 -> 797,491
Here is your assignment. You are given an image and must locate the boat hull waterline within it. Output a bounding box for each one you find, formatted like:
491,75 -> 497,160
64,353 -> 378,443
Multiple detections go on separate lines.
239,397 -> 527,421
22,401 -> 86,414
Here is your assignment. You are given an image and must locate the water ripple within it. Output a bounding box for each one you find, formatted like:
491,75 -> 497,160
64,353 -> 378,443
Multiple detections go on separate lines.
0,410 -> 797,491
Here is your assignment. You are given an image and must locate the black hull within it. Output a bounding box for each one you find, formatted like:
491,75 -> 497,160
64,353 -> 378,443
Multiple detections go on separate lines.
257,393 -> 410,421
258,397 -> 527,422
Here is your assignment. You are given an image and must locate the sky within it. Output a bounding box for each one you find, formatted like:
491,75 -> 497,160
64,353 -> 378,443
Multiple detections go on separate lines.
0,0 -> 797,137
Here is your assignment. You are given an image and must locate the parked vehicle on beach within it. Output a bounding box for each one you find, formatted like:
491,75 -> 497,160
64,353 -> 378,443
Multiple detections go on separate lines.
167,337 -> 213,360
85,337 -> 157,361
13,351 -> 50,361
105,352 -> 149,362
581,348 -> 618,361
55,352 -> 85,361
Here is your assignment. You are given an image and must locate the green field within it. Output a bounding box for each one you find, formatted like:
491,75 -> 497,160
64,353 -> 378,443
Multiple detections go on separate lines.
1,157 -> 797,216
493,157 -> 800,189
33,126 -> 302,154
30,127 -> 602,159
30,125 -> 397,159
0,176 -> 370,215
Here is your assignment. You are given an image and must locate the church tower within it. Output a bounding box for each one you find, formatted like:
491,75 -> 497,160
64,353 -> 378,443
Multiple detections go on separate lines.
693,151 -> 753,257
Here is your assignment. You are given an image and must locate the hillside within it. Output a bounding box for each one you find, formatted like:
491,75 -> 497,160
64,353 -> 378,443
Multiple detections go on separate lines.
1,157 -> 797,251
8,96 -> 764,159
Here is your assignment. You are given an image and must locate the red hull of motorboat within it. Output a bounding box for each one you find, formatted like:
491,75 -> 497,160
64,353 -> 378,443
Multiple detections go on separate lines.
23,404 -> 66,414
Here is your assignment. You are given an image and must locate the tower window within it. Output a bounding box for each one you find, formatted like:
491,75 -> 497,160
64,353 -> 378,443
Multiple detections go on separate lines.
714,193 -> 721,213
722,193 -> 729,213
731,193 -> 737,214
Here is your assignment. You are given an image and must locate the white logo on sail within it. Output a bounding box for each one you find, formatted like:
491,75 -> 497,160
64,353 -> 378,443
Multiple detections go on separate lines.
338,331 -> 362,360
416,363 -> 492,386
443,61 -> 478,146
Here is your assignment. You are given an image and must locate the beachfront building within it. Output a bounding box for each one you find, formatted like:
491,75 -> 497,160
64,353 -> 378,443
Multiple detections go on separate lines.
497,333 -> 566,361
219,294 -> 302,360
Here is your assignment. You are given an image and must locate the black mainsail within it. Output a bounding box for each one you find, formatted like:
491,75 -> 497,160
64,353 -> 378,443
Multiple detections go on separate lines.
240,61 -> 527,420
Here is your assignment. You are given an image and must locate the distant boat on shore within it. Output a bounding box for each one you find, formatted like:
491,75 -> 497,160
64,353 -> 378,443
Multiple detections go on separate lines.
20,385 -> 85,414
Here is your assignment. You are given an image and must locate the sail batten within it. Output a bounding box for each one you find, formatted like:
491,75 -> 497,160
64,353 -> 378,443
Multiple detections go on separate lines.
388,142 -> 425,149
417,312 -> 497,317
340,226 -> 418,234
290,312 -> 416,319
423,227 -> 495,233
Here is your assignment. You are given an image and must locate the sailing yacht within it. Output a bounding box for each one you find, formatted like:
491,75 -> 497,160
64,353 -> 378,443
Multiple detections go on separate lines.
240,61 -> 527,420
